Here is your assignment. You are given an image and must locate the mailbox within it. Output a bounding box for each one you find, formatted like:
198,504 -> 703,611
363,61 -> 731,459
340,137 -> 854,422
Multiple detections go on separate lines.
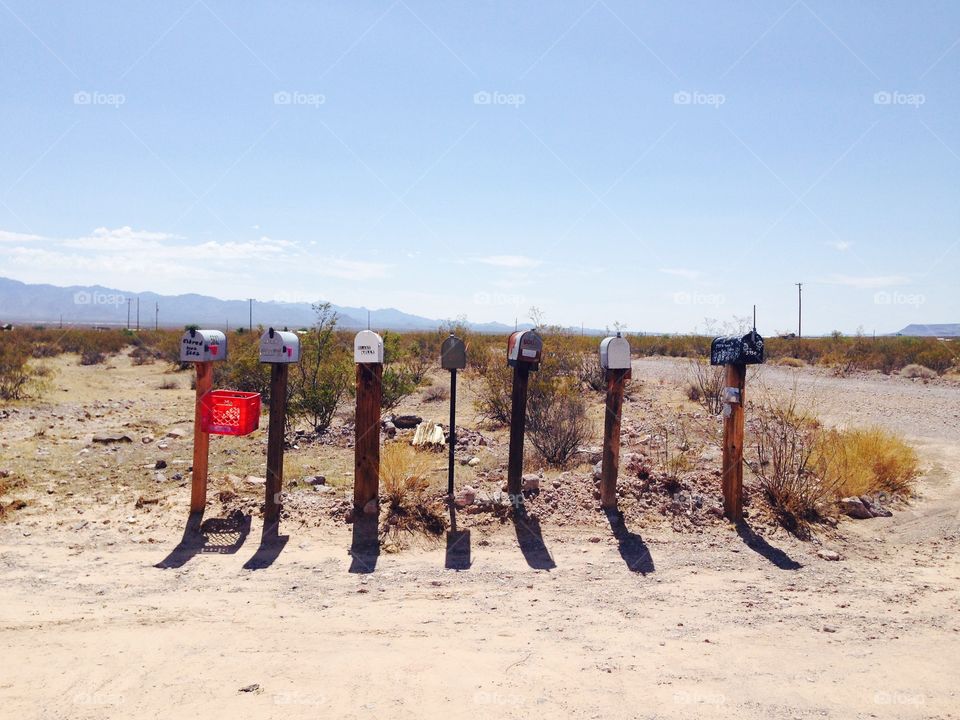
354,330 -> 384,364
710,331 -> 764,366
259,327 -> 300,363
179,328 -> 227,363
507,330 -> 543,370
599,333 -> 631,371
440,334 -> 467,370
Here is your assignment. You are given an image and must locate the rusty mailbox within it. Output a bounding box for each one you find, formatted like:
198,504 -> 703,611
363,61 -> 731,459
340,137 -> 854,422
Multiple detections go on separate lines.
507,329 -> 543,370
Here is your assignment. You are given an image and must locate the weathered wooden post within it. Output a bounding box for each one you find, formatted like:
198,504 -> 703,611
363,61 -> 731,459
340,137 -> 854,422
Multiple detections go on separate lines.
179,328 -> 227,514
506,330 -> 543,500
259,328 -> 301,528
353,330 -> 384,512
440,334 -> 467,496
710,330 -> 764,522
599,332 -> 632,509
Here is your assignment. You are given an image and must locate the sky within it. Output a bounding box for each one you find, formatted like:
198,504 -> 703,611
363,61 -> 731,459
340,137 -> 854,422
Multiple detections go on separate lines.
0,1 -> 957,335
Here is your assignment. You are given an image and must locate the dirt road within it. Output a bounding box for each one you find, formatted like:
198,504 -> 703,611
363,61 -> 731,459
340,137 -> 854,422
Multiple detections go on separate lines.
1,358 -> 958,719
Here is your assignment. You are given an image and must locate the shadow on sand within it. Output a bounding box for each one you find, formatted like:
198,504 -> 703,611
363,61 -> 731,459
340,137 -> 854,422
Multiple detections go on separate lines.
736,521 -> 802,570
512,505 -> 556,570
604,509 -> 655,574
445,504 -> 471,570
155,510 -> 251,569
348,515 -> 380,574
242,520 -> 289,570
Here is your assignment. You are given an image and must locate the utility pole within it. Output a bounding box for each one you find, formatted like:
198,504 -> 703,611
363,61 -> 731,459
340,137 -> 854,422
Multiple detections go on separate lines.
127,298 -> 131,330
136,297 -> 140,331
155,302 -> 159,330
248,298 -> 253,332
795,283 -> 803,339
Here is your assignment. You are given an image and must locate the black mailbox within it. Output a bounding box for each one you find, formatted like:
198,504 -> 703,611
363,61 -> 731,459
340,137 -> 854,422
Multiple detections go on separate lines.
440,334 -> 467,370
710,331 -> 764,366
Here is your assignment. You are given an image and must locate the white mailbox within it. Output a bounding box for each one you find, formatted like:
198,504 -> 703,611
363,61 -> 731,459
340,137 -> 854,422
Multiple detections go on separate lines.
353,330 -> 384,364
599,333 -> 631,371
179,328 -> 227,363
259,327 -> 301,363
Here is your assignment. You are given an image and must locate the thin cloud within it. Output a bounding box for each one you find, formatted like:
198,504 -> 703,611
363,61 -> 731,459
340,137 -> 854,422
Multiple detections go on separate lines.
824,274 -> 909,289
658,267 -> 702,281
475,255 -> 542,269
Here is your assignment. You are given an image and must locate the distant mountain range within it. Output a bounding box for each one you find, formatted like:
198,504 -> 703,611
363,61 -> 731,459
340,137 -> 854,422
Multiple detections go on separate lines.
896,323 -> 960,337
0,277 -> 603,334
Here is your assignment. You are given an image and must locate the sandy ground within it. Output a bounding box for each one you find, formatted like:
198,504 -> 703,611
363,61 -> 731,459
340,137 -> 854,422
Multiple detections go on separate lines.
1,355 -> 959,719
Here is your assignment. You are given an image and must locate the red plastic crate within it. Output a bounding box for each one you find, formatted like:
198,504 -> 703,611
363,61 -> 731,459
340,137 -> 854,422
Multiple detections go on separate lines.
200,390 -> 261,436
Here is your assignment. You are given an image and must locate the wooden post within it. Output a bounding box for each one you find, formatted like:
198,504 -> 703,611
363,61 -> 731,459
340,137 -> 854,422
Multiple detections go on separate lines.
721,363 -> 746,521
447,368 -> 457,496
190,361 -> 213,513
600,367 -> 627,509
354,362 -> 382,510
507,365 -> 530,499
264,362 -> 289,527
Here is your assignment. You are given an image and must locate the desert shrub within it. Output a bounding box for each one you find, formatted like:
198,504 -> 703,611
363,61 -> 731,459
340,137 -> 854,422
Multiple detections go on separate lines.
158,378 -> 179,390
31,342 -> 60,359
526,376 -> 591,467
0,339 -> 38,400
687,359 -> 724,414
746,391 -> 837,535
652,421 -> 693,490
129,345 -> 157,366
381,365 -> 417,411
422,384 -> 449,403
577,351 -> 606,392
289,303 -> 351,433
217,331 -> 270,396
814,428 -> 919,498
900,363 -> 937,380
474,359 -> 514,426
775,357 -> 805,368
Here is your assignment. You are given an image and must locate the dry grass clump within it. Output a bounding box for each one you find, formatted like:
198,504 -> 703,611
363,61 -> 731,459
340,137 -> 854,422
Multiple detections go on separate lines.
900,363 -> 937,380
378,443 -> 445,539
814,427 -> 920,498
775,357 -> 805,368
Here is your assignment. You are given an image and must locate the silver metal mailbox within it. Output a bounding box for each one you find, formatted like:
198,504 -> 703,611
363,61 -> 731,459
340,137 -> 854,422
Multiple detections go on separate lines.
440,334 -> 466,370
507,329 -> 542,369
354,330 -> 384,364
179,328 -> 226,363
599,333 -> 631,371
259,327 -> 301,363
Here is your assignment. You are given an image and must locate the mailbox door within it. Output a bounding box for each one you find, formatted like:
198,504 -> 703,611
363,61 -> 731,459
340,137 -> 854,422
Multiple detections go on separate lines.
354,330 -> 384,364
440,335 -> 466,370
